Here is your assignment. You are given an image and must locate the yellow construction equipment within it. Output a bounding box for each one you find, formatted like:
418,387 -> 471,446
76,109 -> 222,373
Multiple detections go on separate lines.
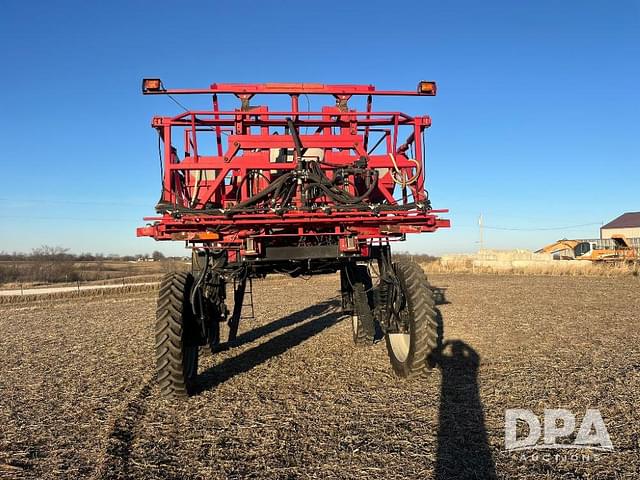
537,235 -> 638,262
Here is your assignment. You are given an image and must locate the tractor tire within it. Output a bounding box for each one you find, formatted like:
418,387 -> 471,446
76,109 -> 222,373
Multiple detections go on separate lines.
351,265 -> 376,346
385,260 -> 438,378
155,272 -> 200,398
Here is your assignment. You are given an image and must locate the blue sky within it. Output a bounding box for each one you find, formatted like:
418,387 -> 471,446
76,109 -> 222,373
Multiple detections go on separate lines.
0,0 -> 638,256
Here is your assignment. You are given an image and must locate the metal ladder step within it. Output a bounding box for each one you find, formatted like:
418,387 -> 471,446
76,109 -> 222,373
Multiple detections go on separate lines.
241,277 -> 255,320
232,276 -> 255,321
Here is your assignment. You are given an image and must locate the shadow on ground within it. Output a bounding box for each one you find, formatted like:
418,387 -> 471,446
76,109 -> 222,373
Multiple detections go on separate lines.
432,286 -> 451,306
195,299 -> 342,393
429,284 -> 496,479
434,338 -> 496,479
196,289 -> 497,480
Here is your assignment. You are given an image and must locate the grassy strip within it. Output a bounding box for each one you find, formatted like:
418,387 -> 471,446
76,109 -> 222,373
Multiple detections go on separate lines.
0,283 -> 159,305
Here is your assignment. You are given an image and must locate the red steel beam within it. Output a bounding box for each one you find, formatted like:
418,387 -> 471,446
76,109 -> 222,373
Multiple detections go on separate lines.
143,82 -> 436,97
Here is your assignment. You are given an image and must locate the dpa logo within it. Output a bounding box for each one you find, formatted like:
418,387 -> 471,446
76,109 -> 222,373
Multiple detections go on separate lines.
504,409 -> 613,452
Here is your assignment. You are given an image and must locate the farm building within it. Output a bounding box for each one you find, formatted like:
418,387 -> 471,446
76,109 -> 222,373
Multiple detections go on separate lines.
600,212 -> 640,239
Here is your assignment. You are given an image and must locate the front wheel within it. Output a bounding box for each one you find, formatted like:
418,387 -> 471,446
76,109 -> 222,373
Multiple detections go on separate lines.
385,261 -> 439,378
155,272 -> 200,398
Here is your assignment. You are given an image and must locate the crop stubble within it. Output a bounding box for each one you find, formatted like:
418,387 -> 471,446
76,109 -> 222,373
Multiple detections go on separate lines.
0,274 -> 638,479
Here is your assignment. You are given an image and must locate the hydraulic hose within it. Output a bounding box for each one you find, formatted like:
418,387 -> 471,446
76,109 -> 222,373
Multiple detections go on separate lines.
286,117 -> 305,158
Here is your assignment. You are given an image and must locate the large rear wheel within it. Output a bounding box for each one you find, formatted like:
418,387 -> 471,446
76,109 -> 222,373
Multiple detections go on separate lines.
155,272 -> 200,398
385,261 -> 438,378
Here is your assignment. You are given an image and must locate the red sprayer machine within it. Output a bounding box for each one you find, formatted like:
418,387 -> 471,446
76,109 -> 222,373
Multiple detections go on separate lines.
137,79 -> 449,397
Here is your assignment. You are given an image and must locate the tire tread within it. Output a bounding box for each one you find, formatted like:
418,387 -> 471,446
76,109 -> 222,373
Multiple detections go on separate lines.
155,271 -> 197,398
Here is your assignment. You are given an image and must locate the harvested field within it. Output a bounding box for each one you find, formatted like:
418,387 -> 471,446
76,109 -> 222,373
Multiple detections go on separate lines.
0,273 -> 639,479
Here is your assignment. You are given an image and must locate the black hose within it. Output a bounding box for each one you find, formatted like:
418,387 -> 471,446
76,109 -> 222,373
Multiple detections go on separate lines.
286,117 -> 305,158
279,179 -> 298,208
304,168 -> 378,205
191,249 -> 209,315
231,172 -> 293,210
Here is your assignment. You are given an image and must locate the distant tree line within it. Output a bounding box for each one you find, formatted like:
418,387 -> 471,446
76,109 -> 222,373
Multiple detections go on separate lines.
0,248 -> 170,262
393,252 -> 440,264
0,246 -> 437,285
0,246 -> 178,285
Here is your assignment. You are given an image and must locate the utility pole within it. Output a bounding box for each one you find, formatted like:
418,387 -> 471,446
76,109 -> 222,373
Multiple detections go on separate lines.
478,213 -> 484,252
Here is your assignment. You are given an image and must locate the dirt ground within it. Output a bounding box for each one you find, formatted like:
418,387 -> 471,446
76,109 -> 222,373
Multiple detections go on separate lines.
1,273 -> 639,479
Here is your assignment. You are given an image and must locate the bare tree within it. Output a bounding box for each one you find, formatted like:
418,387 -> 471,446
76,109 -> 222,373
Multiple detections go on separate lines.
29,245 -> 78,283
31,245 -> 70,260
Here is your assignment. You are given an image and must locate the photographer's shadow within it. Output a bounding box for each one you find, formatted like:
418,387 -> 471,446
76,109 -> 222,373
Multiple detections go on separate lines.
433,339 -> 497,479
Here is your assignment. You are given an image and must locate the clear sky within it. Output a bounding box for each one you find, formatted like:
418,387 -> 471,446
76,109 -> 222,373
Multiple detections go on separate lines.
1,0 -> 638,256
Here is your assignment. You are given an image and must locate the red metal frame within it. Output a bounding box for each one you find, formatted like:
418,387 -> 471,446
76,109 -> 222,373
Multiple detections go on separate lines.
137,81 -> 449,254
